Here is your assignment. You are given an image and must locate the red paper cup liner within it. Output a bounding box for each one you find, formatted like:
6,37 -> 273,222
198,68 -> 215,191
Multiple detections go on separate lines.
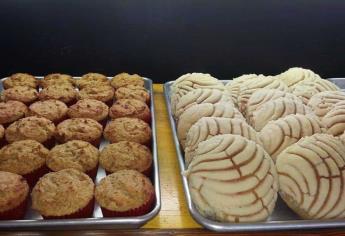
90,137 -> 101,148
101,192 -> 155,217
85,165 -> 99,181
24,164 -> 50,188
43,198 -> 94,219
105,99 -> 113,107
0,195 -> 29,220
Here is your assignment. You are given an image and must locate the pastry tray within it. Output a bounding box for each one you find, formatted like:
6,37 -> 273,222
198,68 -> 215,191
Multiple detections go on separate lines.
163,78 -> 345,232
0,76 -> 161,230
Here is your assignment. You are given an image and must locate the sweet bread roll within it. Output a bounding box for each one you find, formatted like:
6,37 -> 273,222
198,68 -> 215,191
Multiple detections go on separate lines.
307,91 -> 345,118
259,114 -> 325,161
252,97 -> 312,131
278,67 -> 321,87
174,89 -> 233,120
185,134 -> 278,223
276,133 -> 345,219
290,79 -> 340,104
185,117 -> 261,166
322,100 -> 345,136
177,103 -> 244,148
225,74 -> 260,104
246,89 -> 301,123
238,75 -> 288,114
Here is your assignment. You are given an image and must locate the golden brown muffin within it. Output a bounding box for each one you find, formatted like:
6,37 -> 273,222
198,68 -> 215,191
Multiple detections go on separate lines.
0,125 -> 4,140
100,141 -> 152,175
40,73 -> 75,88
3,73 -> 38,89
55,118 -> 103,147
38,84 -> 77,105
77,73 -> 110,89
103,117 -> 152,145
95,170 -> 154,216
5,117 -> 56,147
77,85 -> 114,105
31,169 -> 94,219
0,171 -> 29,220
109,99 -> 151,123
114,85 -> 150,104
2,86 -> 38,105
68,99 -> 108,123
28,100 -> 68,124
0,101 -> 28,125
110,72 -> 145,89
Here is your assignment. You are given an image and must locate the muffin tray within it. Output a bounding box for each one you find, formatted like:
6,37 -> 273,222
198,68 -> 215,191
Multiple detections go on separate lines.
0,76 -> 161,230
163,78 -> 345,232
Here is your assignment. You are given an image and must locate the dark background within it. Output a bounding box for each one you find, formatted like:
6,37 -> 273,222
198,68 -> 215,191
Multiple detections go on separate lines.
0,0 -> 344,82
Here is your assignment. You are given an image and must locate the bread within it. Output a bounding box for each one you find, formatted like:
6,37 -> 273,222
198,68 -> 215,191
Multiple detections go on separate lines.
277,67 -> 321,87
276,134 -> 345,219
2,86 -> 38,104
0,101 -> 28,125
114,85 -> 150,104
177,102 -> 244,148
259,114 -> 325,161
68,99 -> 109,122
111,73 -> 144,89
3,73 -> 38,89
109,99 -> 150,123
77,73 -> 110,89
41,73 -> 75,88
322,100 -> 345,136
185,117 -> 261,166
307,91 -> 345,118
185,134 -> 278,223
225,74 -> 260,104
28,99 -> 68,124
38,84 -> 77,105
77,85 -> 114,105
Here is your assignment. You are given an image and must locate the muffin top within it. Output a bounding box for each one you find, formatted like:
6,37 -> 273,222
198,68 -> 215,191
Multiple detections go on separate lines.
56,118 -> 103,143
5,116 -> 56,144
95,170 -> 154,212
41,73 -> 75,88
78,85 -> 114,103
100,141 -> 152,173
28,100 -> 68,123
104,117 -> 152,144
109,99 -> 150,121
68,99 -> 109,121
0,125 -> 4,139
31,169 -> 94,217
110,73 -> 145,89
0,171 -> 29,212
0,140 -> 49,175
38,85 -> 77,104
114,85 -> 150,104
2,86 -> 38,104
47,140 -> 99,172
77,73 -> 110,89
0,101 -> 28,124
3,73 -> 38,89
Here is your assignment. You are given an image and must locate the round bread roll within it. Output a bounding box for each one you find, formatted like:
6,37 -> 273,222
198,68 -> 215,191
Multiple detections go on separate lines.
184,117 -> 261,166
259,114 -> 325,161
277,67 -> 321,87
322,100 -> 345,136
185,134 -> 278,223
238,75 -> 288,114
307,91 -> 345,118
246,89 -> 301,123
276,133 -> 345,219
252,97 -> 312,131
225,74 -> 260,104
174,89 -> 233,120
177,102 -> 244,149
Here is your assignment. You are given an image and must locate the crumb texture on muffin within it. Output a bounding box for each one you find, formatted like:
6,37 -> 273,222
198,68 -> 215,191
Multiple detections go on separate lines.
3,73 -> 38,89
28,100 -> 68,122
77,73 -> 110,89
78,85 -> 114,102
2,86 -> 38,104
109,99 -> 150,122
111,73 -> 144,89
38,85 -> 77,104
0,101 -> 28,124
114,85 -> 150,104
68,99 -> 109,121
41,73 -> 75,88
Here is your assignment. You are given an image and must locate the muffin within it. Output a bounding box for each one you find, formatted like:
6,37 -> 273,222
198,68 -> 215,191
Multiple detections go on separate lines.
78,85 -> 114,106
38,84 -> 77,105
0,125 -> 4,148
68,99 -> 109,127
0,171 -> 29,220
1,86 -> 38,105
77,73 -> 110,89
0,140 -> 49,187
114,85 -> 150,104
47,140 -> 99,179
110,73 -> 145,89
104,118 -> 152,145
95,170 -> 154,217
5,116 -> 56,148
56,118 -> 103,147
3,73 -> 38,90
109,99 -> 151,123
0,101 -> 28,126
100,141 -> 152,176
28,100 -> 68,124
31,169 -> 94,219
40,73 -> 75,88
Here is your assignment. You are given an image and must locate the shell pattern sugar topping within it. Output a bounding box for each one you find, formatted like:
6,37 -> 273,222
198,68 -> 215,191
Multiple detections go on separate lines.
225,74 -> 260,104
322,100 -> 345,136
277,67 -> 322,87
307,91 -> 345,118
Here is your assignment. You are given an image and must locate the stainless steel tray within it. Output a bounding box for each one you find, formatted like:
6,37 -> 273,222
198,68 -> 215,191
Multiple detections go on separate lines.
164,78 -> 345,232
0,76 -> 161,230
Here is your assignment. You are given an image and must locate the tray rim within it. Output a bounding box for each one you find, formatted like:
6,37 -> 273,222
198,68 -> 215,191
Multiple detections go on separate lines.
0,76 -> 161,230
163,79 -> 345,232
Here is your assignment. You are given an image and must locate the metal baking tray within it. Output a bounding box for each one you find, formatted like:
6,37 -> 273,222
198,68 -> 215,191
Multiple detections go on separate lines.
0,76 -> 161,230
164,78 -> 345,232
